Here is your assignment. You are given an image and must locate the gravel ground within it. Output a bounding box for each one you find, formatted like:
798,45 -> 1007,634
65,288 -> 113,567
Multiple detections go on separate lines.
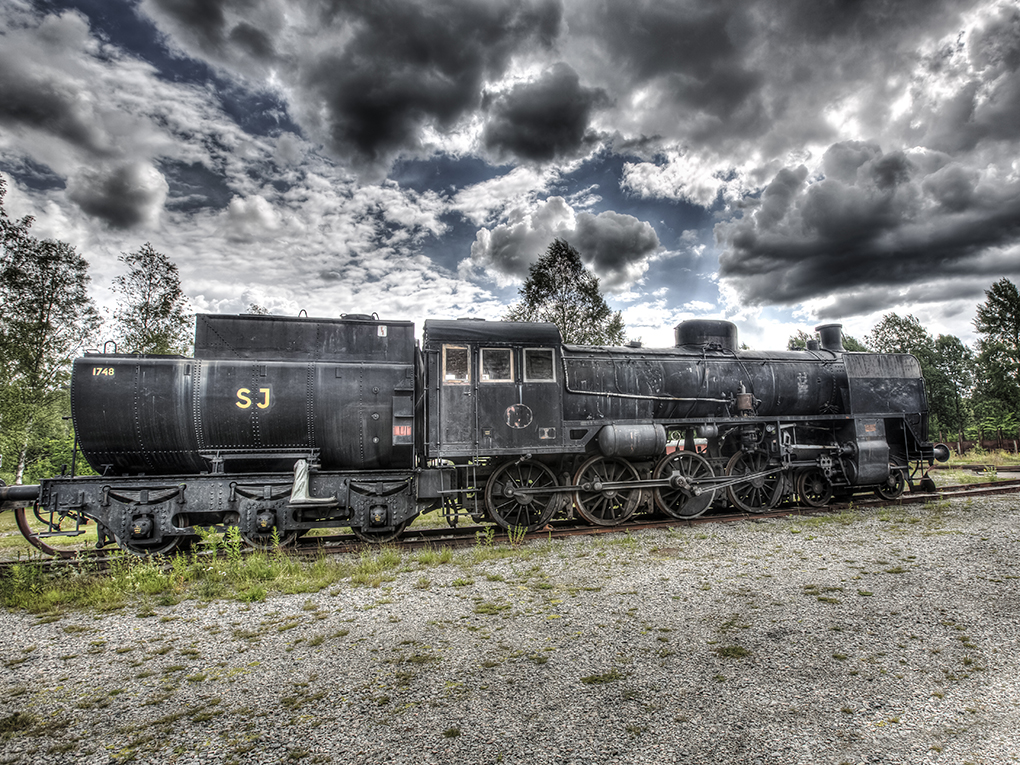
2,495 -> 1020,765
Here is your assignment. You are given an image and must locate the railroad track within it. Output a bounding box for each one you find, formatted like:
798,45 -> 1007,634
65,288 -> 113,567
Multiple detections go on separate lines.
929,463 -> 1020,473
3,479 -> 1018,573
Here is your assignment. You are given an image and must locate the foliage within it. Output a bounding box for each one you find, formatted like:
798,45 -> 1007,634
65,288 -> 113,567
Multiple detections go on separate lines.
246,302 -> 271,315
788,329 -> 869,351
973,278 -> 1020,423
842,334 -> 870,352
0,178 -> 101,483
868,313 -> 932,355
111,243 -> 192,355
931,334 -> 975,435
786,329 -> 813,350
503,239 -> 625,345
868,313 -> 974,435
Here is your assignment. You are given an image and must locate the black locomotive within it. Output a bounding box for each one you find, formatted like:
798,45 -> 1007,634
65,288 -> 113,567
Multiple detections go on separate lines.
1,312 -> 949,554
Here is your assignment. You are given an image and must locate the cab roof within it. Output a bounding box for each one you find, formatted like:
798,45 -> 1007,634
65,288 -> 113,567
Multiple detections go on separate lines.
423,319 -> 562,347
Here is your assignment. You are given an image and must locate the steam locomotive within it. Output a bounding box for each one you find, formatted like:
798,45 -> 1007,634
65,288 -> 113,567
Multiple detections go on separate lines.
0,312 -> 948,555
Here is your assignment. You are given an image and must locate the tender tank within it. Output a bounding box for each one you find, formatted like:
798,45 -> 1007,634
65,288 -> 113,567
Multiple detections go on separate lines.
71,314 -> 416,475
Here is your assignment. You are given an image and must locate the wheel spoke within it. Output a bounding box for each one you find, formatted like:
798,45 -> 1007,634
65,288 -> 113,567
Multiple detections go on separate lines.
797,468 -> 832,508
652,451 -> 715,519
572,456 -> 640,526
726,451 -> 781,513
485,460 -> 558,532
875,464 -> 906,500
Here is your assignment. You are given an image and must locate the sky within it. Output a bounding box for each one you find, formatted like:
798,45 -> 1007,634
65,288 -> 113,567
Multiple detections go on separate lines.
1,0 -> 1019,350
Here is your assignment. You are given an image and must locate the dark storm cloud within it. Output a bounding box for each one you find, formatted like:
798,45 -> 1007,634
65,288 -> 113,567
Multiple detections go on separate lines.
482,63 -> 608,162
144,0 -> 277,62
470,197 -> 660,290
573,210 -> 660,288
146,0 -> 563,174
573,0 -> 986,164
921,4 -> 1020,153
0,71 -> 111,156
0,14 -> 115,157
303,0 -> 562,174
715,141 -> 1020,310
584,1 -> 767,143
66,162 -> 169,229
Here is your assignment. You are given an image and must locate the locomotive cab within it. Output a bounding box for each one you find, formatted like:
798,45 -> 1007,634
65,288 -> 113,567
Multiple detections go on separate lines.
422,319 -> 564,459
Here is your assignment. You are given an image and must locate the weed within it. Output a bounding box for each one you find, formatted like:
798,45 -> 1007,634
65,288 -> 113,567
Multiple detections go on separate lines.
580,668 -> 624,685
443,727 -> 461,738
0,712 -> 37,734
714,645 -> 751,659
415,547 -> 454,566
474,600 -> 510,615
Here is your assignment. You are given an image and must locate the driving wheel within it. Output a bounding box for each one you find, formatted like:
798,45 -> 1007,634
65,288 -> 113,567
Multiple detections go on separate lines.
652,451 -> 716,519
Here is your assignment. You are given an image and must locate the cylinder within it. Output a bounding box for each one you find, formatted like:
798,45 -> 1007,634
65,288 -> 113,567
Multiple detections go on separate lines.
597,424 -> 667,458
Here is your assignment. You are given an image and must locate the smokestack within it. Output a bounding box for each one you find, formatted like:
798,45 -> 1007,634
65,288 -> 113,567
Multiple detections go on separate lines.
815,324 -> 844,352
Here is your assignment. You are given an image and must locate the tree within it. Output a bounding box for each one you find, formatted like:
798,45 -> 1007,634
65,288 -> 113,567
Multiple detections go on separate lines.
503,239 -> 625,345
868,313 -> 932,356
246,303 -> 271,315
842,335 -> 870,352
0,177 -> 102,483
973,278 -> 1020,416
868,313 -> 974,435
931,334 -> 975,436
111,243 -> 192,355
787,329 -> 869,351
786,330 -> 813,350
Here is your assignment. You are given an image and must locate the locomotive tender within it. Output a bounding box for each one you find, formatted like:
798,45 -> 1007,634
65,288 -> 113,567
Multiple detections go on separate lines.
1,312 -> 948,555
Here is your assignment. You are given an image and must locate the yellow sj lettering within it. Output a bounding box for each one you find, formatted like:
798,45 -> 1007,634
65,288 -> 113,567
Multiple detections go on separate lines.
236,388 -> 270,409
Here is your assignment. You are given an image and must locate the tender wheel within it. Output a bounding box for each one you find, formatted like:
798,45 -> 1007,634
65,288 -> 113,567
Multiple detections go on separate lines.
725,451 -> 782,513
796,469 -> 833,508
874,465 -> 907,500
119,533 -> 189,557
239,501 -> 299,549
484,459 -> 559,533
351,520 -> 410,544
117,514 -> 192,557
573,456 -> 641,526
652,451 -> 715,519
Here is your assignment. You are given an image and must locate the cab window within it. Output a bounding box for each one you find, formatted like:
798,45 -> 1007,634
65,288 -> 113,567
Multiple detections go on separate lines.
524,348 -> 555,381
443,345 -> 469,384
481,348 -> 513,382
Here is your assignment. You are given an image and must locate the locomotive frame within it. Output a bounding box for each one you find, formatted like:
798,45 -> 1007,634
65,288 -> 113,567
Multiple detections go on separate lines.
0,313 -> 949,555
